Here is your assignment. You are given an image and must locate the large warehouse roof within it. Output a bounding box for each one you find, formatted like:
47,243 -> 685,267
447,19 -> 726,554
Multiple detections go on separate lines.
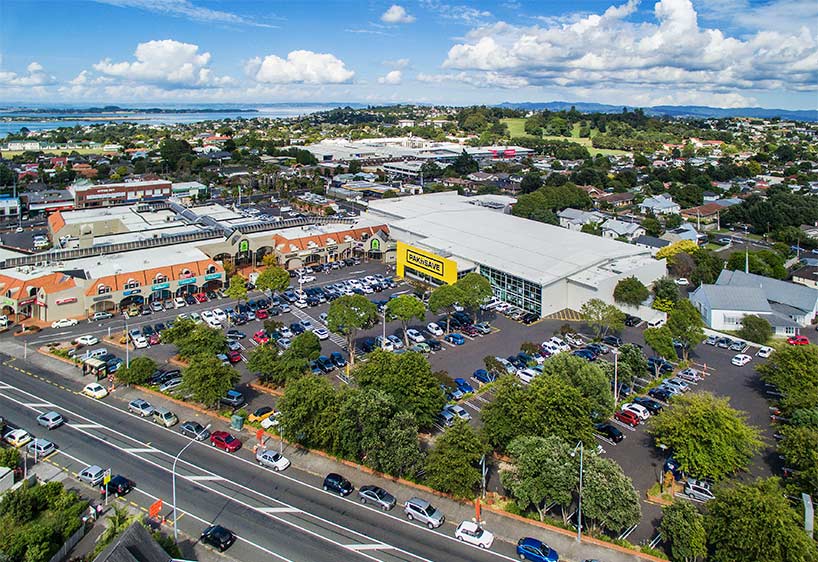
367,192 -> 652,286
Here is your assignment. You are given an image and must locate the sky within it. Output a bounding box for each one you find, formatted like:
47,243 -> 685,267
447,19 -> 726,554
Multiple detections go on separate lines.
0,0 -> 816,109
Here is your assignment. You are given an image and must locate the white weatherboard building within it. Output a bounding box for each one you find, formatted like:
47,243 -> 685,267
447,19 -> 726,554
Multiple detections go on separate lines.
366,192 -> 666,318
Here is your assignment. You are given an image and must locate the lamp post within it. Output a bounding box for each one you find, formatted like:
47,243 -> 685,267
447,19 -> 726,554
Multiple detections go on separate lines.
571,441 -> 584,543
123,315 -> 130,369
172,423 -> 210,543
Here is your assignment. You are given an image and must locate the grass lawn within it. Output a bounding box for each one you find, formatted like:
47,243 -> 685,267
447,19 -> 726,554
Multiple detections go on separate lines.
501,118 -> 629,156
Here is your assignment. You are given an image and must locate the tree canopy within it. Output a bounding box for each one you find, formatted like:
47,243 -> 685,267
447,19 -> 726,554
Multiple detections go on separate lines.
424,420 -> 489,498
181,355 -> 239,408
666,299 -> 706,360
660,500 -> 707,562
115,356 -> 156,386
737,314 -> 772,345
327,295 -> 377,365
580,298 -> 624,339
428,283 -> 465,333
255,265 -> 290,294
613,276 -> 649,307
385,295 -> 426,347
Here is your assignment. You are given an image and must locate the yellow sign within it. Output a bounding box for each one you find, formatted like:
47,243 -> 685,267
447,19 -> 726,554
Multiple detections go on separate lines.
103,474 -> 111,485
396,241 -> 457,284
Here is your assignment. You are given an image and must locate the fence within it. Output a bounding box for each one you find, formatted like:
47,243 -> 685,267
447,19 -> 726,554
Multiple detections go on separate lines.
47,522 -> 86,562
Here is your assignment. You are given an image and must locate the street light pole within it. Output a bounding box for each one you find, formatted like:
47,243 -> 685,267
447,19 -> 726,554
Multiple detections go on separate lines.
123,316 -> 130,369
172,423 -> 210,543
572,441 -> 584,543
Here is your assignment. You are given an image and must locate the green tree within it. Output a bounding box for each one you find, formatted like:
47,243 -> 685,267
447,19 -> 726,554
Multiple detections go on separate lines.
385,295 -> 426,347
648,392 -> 763,481
481,375 -> 528,450
652,276 -> 680,311
424,420 -> 489,498
582,455 -> 641,534
644,325 -> 676,360
181,355 -> 240,408
455,272 -> 493,323
617,343 -> 647,381
666,299 -> 705,361
353,349 -> 446,428
289,331 -> 321,361
255,266 -> 290,294
613,276 -> 649,307
510,191 -> 559,224
726,249 -> 787,279
0,448 -> 20,470
115,356 -> 156,385
705,478 -> 818,562
580,298 -> 624,339
757,344 -> 818,413
420,160 -> 441,180
642,217 -> 663,237
277,374 -> 339,450
159,317 -> 196,345
520,172 -> 543,194
327,295 -> 377,365
366,410 -> 425,478
427,283 -> 465,333
659,500 -> 707,562
451,150 -> 478,175
224,274 -> 248,308
737,314 -> 772,345
778,425 -> 818,495
523,375 -> 595,445
502,435 -> 577,523
174,324 -> 228,360
539,353 -> 614,419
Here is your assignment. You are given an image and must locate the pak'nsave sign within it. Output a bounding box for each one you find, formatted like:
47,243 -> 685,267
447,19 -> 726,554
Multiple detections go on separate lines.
396,241 -> 457,284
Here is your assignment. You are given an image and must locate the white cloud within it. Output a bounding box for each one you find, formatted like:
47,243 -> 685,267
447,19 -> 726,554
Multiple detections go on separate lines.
383,58 -> 410,68
381,4 -> 415,24
94,0 -> 276,28
378,70 -> 403,84
417,70 -> 528,88
440,0 -> 818,105
0,61 -> 57,87
93,39 -> 232,87
420,0 -> 491,24
246,50 -> 354,84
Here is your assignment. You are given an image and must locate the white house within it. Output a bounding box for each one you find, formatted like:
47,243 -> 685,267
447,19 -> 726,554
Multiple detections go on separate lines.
639,194 -> 681,215
600,219 -> 645,242
557,208 -> 606,231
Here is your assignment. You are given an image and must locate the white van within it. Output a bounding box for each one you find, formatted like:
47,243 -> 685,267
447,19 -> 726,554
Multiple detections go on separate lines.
88,348 -> 109,359
647,316 -> 666,328
279,206 -> 292,213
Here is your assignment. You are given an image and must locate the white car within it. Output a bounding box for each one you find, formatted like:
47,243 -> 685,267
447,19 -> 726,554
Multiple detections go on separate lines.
541,341 -> 561,355
174,297 -> 187,308
205,317 -> 222,329
494,302 -> 510,313
128,398 -> 155,417
621,402 -> 650,421
255,449 -> 291,471
454,521 -> 494,549
212,308 -> 227,322
75,335 -> 99,346
376,336 -> 394,352
444,404 -> 472,422
427,322 -> 444,336
301,319 -> 314,331
201,310 -> 215,322
298,275 -> 316,283
4,428 -> 32,447
279,327 -> 293,339
387,335 -> 403,349
518,368 -> 538,384
294,299 -> 308,309
51,318 -> 78,329
550,337 -> 571,352
133,336 -> 149,349
675,278 -> 690,286
757,346 -> 774,358
732,354 -> 752,367
480,296 -> 501,310
314,327 -> 330,340
406,329 -> 425,343
83,382 -> 108,399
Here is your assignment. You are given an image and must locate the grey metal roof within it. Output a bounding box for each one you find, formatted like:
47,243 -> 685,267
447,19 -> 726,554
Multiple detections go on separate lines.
691,284 -> 772,312
634,235 -> 670,248
717,269 -> 818,315
93,522 -> 170,562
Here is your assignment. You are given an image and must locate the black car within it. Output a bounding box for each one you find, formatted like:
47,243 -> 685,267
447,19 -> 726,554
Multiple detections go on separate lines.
101,475 -> 133,497
330,352 -> 347,368
306,296 -> 320,307
290,322 -> 305,335
226,329 -> 246,340
594,422 -> 624,443
141,325 -> 154,337
316,355 -> 334,373
359,338 -> 377,353
633,396 -> 663,415
201,525 -> 236,552
649,387 -> 675,402
624,315 -> 641,327
602,335 -> 622,347
647,356 -> 674,374
154,322 -> 166,333
426,339 -> 442,351
323,473 -> 353,496
185,294 -> 197,305
149,369 -> 181,386
206,291 -> 218,300
521,312 -> 539,325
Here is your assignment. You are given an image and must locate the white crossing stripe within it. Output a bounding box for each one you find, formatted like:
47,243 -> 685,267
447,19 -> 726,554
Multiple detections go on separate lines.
123,447 -> 157,453
256,507 -> 301,513
346,544 -> 391,551
69,423 -> 104,429
24,403 -> 54,408
186,475 -> 225,482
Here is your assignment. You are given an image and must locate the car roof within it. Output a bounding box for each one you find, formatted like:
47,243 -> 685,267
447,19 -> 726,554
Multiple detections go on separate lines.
520,537 -> 544,548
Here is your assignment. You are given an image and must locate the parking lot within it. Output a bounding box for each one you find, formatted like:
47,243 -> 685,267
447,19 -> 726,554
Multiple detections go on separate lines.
20,263 -> 783,546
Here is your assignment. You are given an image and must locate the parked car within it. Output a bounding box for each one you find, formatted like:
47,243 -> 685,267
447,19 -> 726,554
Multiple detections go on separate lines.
82,382 -> 108,399
358,485 -> 396,511
684,478 -> 716,502
128,398 -> 155,417
787,335 -> 810,345
100,475 -> 133,497
517,537 -> 559,562
453,377 -> 474,394
614,410 -> 640,427
322,473 -> 353,496
179,421 -> 210,440
663,377 -> 691,392
455,520 -> 494,549
75,335 -> 99,346
729,340 -> 745,352
732,353 -> 752,366
404,497 -> 444,529
406,328 -> 425,343
200,525 -> 235,552
649,387 -> 675,402
256,449 -> 291,471
426,339 -> 443,351
624,314 -> 641,327
159,377 -> 182,393
758,346 -> 774,358
79,465 -> 106,487
705,335 -> 718,345
472,369 -> 496,385
51,318 -> 78,328
594,422 -> 624,443
427,322 -> 444,336
36,411 -> 64,429
632,396 -> 663,415
444,404 -> 472,422
4,428 -> 32,447
220,389 -> 245,408
444,333 -> 465,345
330,352 -> 347,368
601,335 -> 622,347
152,407 -> 178,427
621,402 -> 650,421
678,367 -> 703,382
210,431 -> 241,452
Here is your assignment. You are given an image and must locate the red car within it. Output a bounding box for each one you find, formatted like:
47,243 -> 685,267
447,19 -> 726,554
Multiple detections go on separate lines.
227,350 -> 242,363
787,335 -> 809,346
256,309 -> 269,320
461,325 -> 479,337
253,330 -> 269,345
210,431 -> 241,452
194,292 -> 208,303
148,333 -> 161,346
614,410 -> 640,427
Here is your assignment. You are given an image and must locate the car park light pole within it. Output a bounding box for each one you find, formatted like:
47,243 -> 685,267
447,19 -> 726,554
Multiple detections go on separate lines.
172,423 -> 210,543
571,441 -> 584,542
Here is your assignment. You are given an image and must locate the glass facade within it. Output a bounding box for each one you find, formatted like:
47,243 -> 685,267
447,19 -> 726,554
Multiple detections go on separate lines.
479,264 -> 542,316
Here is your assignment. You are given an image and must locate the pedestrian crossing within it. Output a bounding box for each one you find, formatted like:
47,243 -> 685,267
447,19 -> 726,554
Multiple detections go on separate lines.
289,306 -> 347,349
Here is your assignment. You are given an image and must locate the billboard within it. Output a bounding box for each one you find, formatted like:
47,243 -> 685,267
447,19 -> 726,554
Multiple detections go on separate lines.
396,241 -> 457,284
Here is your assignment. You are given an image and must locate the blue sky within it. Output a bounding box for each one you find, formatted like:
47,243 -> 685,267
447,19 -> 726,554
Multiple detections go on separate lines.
0,0 -> 816,109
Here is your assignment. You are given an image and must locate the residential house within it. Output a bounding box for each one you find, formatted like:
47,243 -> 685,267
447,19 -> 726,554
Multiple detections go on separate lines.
702,191 -> 719,203
92,522 -> 170,562
557,208 -> 606,231
634,235 -> 671,255
681,202 -> 723,227
575,185 -> 606,199
600,219 -> 645,242
800,224 -> 818,239
467,171 -> 498,183
661,223 -> 706,245
791,265 -> 818,289
690,269 -> 818,335
638,194 -> 680,215
598,192 -> 635,208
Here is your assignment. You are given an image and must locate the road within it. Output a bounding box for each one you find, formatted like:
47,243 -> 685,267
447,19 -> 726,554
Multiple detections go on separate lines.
0,357 -> 523,562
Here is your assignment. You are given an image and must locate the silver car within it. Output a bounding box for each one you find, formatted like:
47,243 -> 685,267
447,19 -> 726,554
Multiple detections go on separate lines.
358,485 -> 396,511
404,497 -> 445,529
128,398 -> 155,417
79,465 -> 107,487
36,411 -> 64,429
27,438 -> 57,457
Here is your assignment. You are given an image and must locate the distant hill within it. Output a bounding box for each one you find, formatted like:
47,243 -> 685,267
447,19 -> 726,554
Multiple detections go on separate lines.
497,101 -> 818,122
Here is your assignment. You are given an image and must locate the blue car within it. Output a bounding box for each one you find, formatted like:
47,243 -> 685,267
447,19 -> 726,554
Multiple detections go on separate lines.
517,537 -> 559,562
472,369 -> 496,385
440,384 -> 464,401
330,352 -> 347,368
444,333 -> 465,345
572,349 -> 596,361
453,377 -> 474,394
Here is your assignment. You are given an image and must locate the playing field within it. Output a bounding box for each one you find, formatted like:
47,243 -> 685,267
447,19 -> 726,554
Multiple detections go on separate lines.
501,118 -> 629,156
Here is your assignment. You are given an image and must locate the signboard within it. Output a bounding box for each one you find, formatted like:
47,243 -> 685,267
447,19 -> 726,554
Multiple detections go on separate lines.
122,289 -> 141,296
149,499 -> 163,519
18,297 -> 36,306
55,297 -> 77,305
204,273 -> 222,281
396,241 -> 457,284
151,282 -> 170,291
239,239 -> 250,253
92,295 -> 110,302
178,278 -> 197,286
370,238 -> 380,251
0,296 -> 16,308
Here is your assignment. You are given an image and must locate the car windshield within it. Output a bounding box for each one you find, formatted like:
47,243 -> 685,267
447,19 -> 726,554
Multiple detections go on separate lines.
422,505 -> 437,517
223,435 -> 236,443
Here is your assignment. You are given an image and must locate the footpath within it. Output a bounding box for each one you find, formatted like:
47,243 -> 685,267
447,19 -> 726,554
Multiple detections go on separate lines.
7,337 -> 663,562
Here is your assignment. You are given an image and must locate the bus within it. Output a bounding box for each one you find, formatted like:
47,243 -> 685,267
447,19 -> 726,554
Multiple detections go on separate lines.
81,357 -> 108,380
